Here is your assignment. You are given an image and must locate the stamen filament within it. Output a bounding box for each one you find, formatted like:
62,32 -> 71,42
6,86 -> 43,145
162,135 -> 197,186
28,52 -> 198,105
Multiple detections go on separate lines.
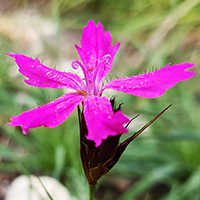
71,60 -> 90,92
92,54 -> 111,95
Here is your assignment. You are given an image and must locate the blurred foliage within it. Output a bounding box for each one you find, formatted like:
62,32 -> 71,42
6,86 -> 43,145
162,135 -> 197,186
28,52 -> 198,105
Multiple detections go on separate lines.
0,0 -> 200,200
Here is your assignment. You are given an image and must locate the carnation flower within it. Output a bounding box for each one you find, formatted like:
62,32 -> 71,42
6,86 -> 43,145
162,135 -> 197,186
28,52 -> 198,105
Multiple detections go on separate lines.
7,20 -> 195,147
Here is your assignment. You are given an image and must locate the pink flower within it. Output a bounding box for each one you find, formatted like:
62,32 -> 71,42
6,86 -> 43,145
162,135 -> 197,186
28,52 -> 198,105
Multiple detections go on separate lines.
7,20 -> 195,147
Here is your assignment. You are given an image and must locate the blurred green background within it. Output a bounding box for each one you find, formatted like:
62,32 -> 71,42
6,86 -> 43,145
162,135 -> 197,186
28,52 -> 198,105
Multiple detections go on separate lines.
0,0 -> 200,199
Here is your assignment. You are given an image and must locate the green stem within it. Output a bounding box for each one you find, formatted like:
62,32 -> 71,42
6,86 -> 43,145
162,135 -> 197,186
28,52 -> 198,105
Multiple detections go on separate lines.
89,184 -> 96,200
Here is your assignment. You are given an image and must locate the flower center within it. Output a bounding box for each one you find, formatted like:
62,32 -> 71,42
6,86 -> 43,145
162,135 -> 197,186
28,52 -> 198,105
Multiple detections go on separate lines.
72,89 -> 88,97
71,54 -> 111,96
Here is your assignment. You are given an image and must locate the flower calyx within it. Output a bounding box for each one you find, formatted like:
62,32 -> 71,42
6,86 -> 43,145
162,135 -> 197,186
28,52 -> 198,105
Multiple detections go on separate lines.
78,97 -> 172,185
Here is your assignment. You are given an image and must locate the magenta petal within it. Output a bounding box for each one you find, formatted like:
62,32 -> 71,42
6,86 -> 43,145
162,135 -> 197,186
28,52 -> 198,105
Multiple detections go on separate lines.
83,96 -> 129,147
7,93 -> 85,134
102,63 -> 196,98
7,53 -> 85,91
75,20 -> 120,82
